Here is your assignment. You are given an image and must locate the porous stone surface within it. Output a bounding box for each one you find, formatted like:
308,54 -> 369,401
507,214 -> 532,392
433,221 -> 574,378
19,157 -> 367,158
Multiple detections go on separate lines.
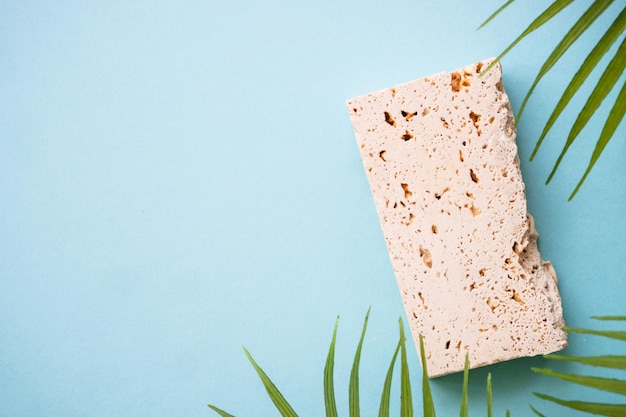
347,58 -> 567,377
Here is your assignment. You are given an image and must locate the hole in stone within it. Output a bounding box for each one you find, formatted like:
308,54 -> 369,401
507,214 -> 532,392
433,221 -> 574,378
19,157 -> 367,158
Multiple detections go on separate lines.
401,183 -> 412,199
401,110 -> 418,120
384,111 -> 396,127
451,71 -> 461,92
402,130 -> 414,141
419,246 -> 433,268
470,169 -> 479,183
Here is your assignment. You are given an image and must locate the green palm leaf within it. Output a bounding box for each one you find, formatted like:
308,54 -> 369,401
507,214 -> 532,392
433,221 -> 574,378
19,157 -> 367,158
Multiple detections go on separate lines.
531,7 -> 626,161
459,354 -> 469,417
529,404 -> 547,417
486,373 -> 493,417
534,318 -> 626,416
545,354 -> 626,370
547,35 -> 626,186
399,319 -> 413,417
516,0 -> 615,124
477,0 -> 515,30
324,317 -> 340,417
207,404 -> 237,417
533,367 -> 626,395
419,334 -> 436,417
564,326 -> 626,342
378,335 -> 402,417
349,308 -> 370,417
570,77 -> 626,199
534,392 -> 626,417
481,0 -> 574,75
485,2 -> 626,198
593,316 -> 626,321
243,346 -> 299,417
209,314 -> 510,417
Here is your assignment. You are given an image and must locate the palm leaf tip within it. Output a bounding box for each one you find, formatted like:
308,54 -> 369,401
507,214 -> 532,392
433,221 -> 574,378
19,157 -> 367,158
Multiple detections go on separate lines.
477,0 -> 514,30
534,392 -> 626,416
208,404 -> 237,417
532,367 -> 626,395
349,308 -> 371,417
563,326 -> 626,342
378,336 -> 401,417
592,316 -> 626,321
544,354 -> 626,371
243,346 -> 299,417
480,0 -> 576,76
529,404 -> 546,417
419,334 -> 436,417
324,316 -> 340,417
399,318 -> 414,417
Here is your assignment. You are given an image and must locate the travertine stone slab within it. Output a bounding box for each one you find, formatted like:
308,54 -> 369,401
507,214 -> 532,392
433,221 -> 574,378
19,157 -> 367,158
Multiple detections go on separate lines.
347,58 -> 566,377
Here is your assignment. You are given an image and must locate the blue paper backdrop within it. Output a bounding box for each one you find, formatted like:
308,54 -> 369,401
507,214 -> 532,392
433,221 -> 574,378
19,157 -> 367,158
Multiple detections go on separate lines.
1,1 -> 625,416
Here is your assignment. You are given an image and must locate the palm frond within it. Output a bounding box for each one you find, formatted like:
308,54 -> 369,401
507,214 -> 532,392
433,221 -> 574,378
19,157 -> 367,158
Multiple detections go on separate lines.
485,2 -> 626,198
593,316 -> 626,321
399,319 -> 414,417
459,354 -> 469,417
532,367 -> 626,395
243,346 -> 299,417
529,404 -> 547,417
516,0 -> 615,124
419,334 -> 436,417
349,308 -> 370,417
570,77 -> 626,199
534,392 -> 626,417
545,354 -> 626,370
207,404 -> 237,417
378,334 -> 401,417
209,313 -> 502,417
564,326 -> 626,342
481,0 -> 575,75
477,0 -> 515,30
324,316 -> 340,417
486,373 -> 493,417
547,36 -> 626,186
531,7 -> 626,161
533,318 -> 626,416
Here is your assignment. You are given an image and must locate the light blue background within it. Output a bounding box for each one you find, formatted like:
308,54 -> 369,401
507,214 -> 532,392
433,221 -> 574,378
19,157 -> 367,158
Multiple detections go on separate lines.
1,1 -> 624,416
